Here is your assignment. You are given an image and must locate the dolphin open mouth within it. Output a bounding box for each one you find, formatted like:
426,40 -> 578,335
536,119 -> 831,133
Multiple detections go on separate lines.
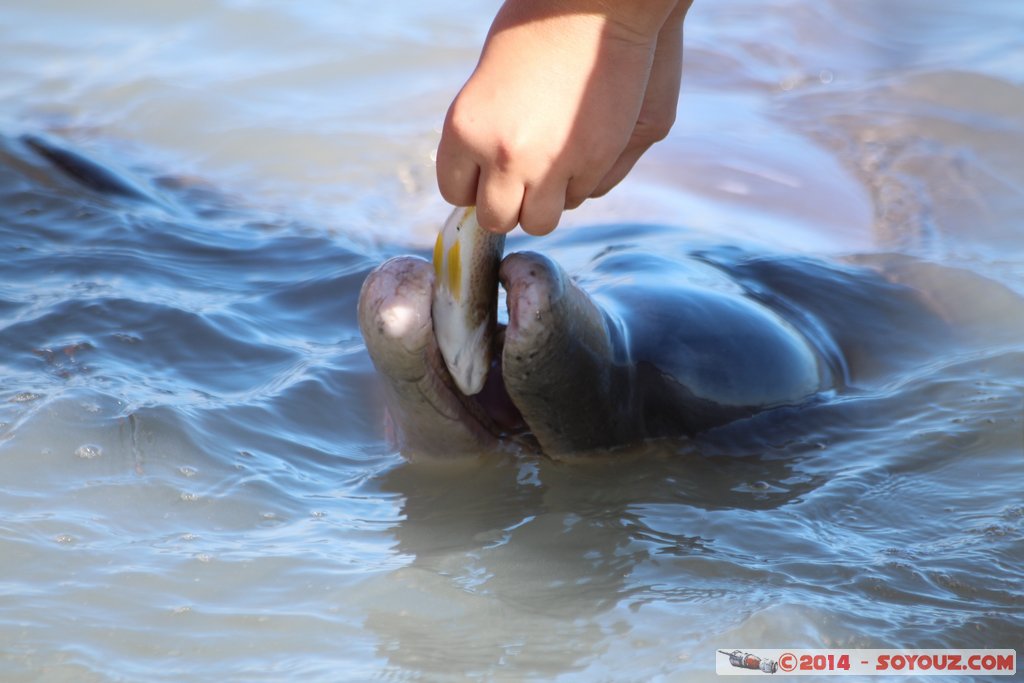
463,326 -> 526,435
358,255 -> 537,457
361,249 -> 660,458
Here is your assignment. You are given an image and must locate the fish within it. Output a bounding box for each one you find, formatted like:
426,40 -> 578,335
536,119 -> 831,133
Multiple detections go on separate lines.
431,206 -> 505,396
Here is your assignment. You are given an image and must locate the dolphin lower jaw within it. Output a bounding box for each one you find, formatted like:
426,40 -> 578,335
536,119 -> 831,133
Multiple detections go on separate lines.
500,252 -> 642,456
359,256 -> 513,458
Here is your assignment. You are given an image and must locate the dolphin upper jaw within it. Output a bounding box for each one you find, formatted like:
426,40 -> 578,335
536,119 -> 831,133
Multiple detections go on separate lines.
358,255 -> 531,458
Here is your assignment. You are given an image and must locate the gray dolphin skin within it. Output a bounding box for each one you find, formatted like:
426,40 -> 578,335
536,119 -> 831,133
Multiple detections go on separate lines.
358,246 -> 832,460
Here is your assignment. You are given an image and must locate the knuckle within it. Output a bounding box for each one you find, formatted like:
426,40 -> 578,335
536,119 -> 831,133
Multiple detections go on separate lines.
445,99 -> 476,137
636,111 -> 676,144
492,139 -> 515,173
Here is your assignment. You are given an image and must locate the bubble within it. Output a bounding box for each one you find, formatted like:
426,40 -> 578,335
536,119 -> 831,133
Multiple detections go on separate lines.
819,69 -> 835,84
179,492 -> 200,502
54,534 -> 74,544
75,444 -> 102,459
780,75 -> 800,91
178,466 -> 198,478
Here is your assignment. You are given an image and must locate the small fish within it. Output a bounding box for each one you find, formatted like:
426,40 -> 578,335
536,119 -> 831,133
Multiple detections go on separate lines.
431,206 -> 505,395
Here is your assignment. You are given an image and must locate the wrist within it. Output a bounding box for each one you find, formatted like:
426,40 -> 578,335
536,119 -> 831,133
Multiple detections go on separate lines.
496,0 -> 685,43
600,0 -> 692,40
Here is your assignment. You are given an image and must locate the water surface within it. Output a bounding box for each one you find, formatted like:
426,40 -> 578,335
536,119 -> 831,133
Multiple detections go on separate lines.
0,0 -> 1021,680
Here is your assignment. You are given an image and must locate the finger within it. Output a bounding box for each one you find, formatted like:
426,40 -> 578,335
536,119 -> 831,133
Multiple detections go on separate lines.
435,142 -> 481,207
564,158 -> 617,209
475,169 -> 524,234
518,179 -> 567,236
589,142 -> 648,199
587,8 -> 684,202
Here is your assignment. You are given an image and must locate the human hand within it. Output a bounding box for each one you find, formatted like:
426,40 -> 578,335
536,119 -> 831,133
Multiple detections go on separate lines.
436,0 -> 691,235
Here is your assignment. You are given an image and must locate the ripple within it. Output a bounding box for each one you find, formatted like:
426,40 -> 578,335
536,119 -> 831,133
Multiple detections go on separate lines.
0,1 -> 1022,681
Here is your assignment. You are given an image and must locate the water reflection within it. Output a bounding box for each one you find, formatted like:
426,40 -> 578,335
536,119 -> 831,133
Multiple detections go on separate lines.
1,0 -> 1022,679
368,435 -> 831,676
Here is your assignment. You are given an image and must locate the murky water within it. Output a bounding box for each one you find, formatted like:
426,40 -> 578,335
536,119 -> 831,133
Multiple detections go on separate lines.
1,0 -> 1021,680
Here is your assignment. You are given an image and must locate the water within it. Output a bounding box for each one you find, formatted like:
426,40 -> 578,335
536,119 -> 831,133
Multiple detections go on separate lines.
1,0 -> 1021,680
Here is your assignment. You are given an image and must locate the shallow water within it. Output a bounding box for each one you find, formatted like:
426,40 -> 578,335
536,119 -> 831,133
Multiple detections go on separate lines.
1,0 -> 1022,680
